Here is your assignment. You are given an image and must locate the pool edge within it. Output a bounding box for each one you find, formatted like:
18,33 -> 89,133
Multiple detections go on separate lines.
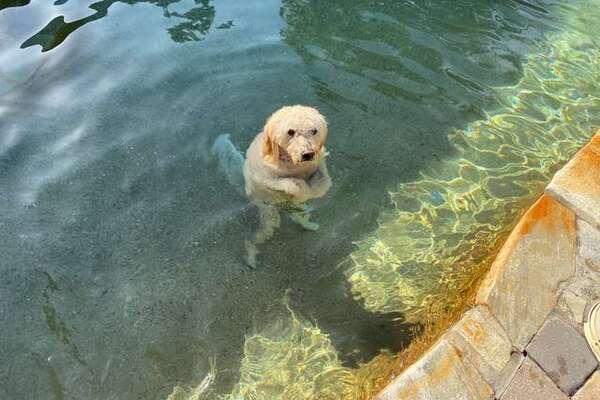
373,129 -> 600,400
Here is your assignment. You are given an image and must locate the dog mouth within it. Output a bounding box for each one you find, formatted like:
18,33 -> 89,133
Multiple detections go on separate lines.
291,151 -> 317,164
278,146 -> 317,164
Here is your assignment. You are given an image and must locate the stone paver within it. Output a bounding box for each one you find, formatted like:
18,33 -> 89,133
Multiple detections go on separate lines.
375,339 -> 493,400
500,357 -> 568,400
444,306 -> 515,393
477,194 -> 576,350
492,352 -> 525,397
579,218 -> 600,273
572,371 -> 600,400
556,288 -> 588,327
526,316 -> 598,394
556,221 -> 600,327
547,133 -> 600,229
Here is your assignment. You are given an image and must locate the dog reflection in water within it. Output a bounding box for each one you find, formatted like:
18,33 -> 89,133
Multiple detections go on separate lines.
211,105 -> 332,267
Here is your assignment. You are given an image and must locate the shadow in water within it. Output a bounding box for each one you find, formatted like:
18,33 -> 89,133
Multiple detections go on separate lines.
15,0 -> 217,52
280,0 -> 563,106
0,0 -> 30,12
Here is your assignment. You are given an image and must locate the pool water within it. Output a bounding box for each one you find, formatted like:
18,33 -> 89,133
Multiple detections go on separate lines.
1,1 -> 599,399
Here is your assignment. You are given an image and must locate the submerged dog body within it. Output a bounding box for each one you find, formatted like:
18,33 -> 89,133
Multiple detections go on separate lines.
242,105 -> 331,265
244,105 -> 331,207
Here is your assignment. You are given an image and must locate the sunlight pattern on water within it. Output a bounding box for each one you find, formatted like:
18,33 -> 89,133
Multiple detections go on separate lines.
166,2 -> 600,399
168,298 -> 395,400
346,0 -> 600,324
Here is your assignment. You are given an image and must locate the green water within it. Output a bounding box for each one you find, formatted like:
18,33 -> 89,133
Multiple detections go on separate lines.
347,0 -> 600,324
1,1 -> 599,399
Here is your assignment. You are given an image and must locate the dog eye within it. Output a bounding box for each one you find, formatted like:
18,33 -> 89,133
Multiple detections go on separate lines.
311,128 -> 318,135
287,129 -> 295,136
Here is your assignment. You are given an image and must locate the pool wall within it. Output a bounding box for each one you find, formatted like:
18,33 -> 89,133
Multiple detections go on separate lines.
374,131 -> 600,400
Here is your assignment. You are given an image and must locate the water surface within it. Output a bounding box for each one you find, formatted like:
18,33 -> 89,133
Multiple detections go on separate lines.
1,1 -> 598,398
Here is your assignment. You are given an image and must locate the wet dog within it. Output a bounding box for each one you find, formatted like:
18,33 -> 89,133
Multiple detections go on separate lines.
243,105 -> 331,265
212,105 -> 331,266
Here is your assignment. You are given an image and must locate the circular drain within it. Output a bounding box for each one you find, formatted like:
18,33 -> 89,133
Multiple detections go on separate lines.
584,300 -> 600,361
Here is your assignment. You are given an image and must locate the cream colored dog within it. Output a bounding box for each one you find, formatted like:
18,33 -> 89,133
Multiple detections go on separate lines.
243,105 -> 332,265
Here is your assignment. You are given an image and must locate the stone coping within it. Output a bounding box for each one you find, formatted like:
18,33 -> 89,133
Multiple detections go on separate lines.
375,131 -> 600,400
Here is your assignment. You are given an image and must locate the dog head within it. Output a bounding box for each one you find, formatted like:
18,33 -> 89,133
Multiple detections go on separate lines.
262,105 -> 328,165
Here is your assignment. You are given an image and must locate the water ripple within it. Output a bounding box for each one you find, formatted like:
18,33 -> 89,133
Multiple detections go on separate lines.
346,0 -> 600,324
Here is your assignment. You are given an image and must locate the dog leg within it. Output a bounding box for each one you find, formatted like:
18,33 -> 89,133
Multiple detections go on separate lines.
245,203 -> 281,267
288,204 -> 319,231
255,203 -> 281,244
210,134 -> 245,194
244,240 -> 258,269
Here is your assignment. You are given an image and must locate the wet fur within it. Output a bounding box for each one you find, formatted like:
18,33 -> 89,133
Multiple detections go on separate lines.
243,105 -> 332,265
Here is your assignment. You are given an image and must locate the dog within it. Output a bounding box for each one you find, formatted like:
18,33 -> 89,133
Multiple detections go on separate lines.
243,105 -> 332,265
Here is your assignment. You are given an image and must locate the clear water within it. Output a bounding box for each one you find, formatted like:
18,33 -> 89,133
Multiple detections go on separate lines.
347,0 -> 600,325
1,1 -> 599,399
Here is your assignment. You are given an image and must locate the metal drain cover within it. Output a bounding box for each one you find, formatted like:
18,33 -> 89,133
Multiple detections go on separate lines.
584,300 -> 600,361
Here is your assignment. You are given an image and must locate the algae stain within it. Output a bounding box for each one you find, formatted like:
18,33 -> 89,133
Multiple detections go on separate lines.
41,271 -> 87,366
42,304 -> 72,346
43,271 -> 59,291
48,364 -> 66,400
32,354 -> 66,400
42,273 -> 73,346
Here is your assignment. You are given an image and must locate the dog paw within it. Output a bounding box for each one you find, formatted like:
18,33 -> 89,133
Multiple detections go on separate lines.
300,220 -> 319,231
284,179 -> 309,195
244,240 -> 258,268
289,212 -> 320,231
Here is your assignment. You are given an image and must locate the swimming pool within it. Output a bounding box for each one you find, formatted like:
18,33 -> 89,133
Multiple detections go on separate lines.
1,1 -> 599,399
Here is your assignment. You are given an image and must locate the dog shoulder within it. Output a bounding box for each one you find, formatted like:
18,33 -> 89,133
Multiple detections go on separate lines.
245,132 -> 276,180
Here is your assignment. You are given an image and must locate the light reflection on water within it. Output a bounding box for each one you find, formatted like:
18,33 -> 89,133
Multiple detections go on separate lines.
347,13 -> 600,324
1,0 -> 598,399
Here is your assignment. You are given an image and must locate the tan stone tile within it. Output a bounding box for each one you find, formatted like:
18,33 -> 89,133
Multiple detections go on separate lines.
375,339 -> 493,400
555,218 -> 600,331
444,306 -> 515,392
578,218 -> 600,274
477,195 -> 576,350
547,132 -> 600,229
493,352 -> 525,398
564,239 -> 600,301
572,371 -> 600,400
500,357 -> 568,400
556,289 -> 588,327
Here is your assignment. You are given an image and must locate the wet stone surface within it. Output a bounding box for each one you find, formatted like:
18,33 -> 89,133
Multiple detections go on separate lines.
547,135 -> 600,229
476,195 -> 576,350
443,306 -> 514,391
375,339 -> 493,400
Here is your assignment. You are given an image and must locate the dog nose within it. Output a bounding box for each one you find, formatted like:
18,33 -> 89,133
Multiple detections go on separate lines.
302,152 -> 315,161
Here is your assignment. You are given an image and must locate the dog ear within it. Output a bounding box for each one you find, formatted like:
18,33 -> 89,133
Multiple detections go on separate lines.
262,119 -> 279,162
